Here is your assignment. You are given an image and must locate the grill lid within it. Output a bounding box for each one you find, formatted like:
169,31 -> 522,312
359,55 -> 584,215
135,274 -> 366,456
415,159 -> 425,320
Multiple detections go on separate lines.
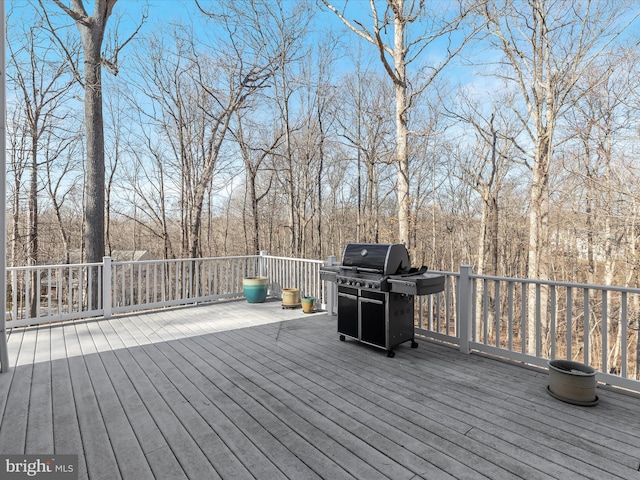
341,243 -> 410,275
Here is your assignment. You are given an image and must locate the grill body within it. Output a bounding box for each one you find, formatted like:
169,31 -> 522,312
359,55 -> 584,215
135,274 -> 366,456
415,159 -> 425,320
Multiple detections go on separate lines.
320,243 -> 445,357
337,286 -> 414,356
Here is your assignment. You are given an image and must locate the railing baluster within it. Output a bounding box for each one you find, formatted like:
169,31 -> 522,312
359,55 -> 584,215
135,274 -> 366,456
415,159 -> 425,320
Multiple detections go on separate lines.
83,265 -> 89,312
602,290 -> 608,374
507,282 -> 514,352
520,282 -> 526,355
436,293 -> 440,335
98,265 -> 102,309
621,292 -> 628,378
120,263 -> 126,306
584,288 -> 590,365
535,283 -> 541,358
550,285 -> 556,360
443,277 -> 449,334
145,263 -> 150,305
471,277 -> 477,342
57,267 -> 62,316
214,260 -> 219,296
46,267 -> 52,317
137,263 -> 142,306
495,280 -> 501,349
24,269 -> 31,319
159,262 -> 164,302
11,269 -> 17,322
36,266 -> 42,317
67,266 -> 73,314
567,287 -> 573,360
482,278 -> 489,344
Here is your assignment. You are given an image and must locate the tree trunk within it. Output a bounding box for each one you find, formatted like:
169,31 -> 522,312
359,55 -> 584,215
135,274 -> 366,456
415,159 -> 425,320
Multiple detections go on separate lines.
83,34 -> 107,309
393,13 -> 410,249
27,136 -> 38,317
54,0 -> 117,308
527,134 -> 551,355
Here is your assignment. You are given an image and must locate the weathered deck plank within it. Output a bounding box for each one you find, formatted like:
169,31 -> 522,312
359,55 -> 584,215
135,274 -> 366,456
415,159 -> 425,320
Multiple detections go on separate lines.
0,299 -> 639,480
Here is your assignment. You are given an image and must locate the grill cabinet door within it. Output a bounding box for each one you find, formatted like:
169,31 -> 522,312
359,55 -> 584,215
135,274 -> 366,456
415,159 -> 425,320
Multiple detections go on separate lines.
337,287 -> 358,339
360,291 -> 386,348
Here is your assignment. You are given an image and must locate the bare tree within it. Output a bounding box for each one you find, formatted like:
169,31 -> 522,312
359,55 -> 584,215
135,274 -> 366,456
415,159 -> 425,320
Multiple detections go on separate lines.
233,110 -> 282,255
7,7 -> 77,316
205,0 -> 313,256
47,0 -> 109,262
445,91 -> 523,343
321,0 -> 479,250
115,100 -> 177,260
336,69 -> 395,245
43,0 -> 144,310
482,0 -> 639,355
42,139 -> 84,264
560,51 -> 639,371
6,105 -> 29,269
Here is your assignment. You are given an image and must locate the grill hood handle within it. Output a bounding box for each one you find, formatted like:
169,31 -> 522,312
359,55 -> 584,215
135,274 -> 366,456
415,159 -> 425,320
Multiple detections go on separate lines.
396,266 -> 427,276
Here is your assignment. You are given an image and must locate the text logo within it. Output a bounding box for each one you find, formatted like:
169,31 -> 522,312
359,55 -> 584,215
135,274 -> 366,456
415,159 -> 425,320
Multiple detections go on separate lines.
0,455 -> 78,480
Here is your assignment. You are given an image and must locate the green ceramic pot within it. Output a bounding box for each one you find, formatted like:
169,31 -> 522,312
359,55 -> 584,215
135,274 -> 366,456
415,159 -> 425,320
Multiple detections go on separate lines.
243,276 -> 269,303
301,296 -> 315,313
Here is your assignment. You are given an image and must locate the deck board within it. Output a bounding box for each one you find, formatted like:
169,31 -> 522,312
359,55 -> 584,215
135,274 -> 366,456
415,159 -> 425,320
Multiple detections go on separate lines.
295,328 -> 636,479
0,299 -> 639,480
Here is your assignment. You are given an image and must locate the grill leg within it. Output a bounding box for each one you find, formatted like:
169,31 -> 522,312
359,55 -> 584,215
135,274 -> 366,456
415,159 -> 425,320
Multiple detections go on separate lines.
387,350 -> 395,358
411,341 -> 418,348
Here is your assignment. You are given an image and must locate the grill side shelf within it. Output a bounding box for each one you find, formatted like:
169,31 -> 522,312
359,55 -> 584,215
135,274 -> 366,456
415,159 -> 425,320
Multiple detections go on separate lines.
319,266 -> 340,282
387,273 -> 445,295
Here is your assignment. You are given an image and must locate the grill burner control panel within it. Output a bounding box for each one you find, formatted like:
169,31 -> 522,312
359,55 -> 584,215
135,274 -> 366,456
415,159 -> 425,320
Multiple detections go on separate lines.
335,273 -> 387,291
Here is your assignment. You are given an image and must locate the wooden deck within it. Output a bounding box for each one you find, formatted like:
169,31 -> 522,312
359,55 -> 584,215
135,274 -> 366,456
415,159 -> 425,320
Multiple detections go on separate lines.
0,299 -> 639,480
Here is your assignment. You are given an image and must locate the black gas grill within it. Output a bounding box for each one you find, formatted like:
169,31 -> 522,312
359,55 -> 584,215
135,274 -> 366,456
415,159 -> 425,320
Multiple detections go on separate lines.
320,243 -> 445,357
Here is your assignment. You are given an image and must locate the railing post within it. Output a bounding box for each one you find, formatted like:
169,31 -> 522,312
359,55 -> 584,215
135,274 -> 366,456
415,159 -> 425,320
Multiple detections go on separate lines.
103,256 -> 112,319
258,251 -> 267,277
326,255 -> 337,315
459,265 -> 473,354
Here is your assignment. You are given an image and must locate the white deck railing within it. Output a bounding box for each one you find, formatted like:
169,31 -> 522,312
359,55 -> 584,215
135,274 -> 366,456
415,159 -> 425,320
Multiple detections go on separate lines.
5,256 -> 639,391
6,253 -> 326,328
414,266 -> 640,392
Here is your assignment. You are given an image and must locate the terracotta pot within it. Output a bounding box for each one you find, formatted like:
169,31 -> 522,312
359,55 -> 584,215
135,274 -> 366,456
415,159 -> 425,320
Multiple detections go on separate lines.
547,359 -> 598,406
243,276 -> 269,303
282,288 -> 300,307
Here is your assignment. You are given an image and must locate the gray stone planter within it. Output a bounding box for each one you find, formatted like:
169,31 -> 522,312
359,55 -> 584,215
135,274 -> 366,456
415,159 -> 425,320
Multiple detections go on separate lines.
547,359 -> 599,406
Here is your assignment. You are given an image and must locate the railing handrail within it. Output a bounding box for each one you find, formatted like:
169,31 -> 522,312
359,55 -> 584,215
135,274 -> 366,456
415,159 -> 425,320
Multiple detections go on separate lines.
7,261 -> 104,271
469,271 -> 640,294
5,255 -> 265,272
260,254 -> 324,264
109,254 -> 262,266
